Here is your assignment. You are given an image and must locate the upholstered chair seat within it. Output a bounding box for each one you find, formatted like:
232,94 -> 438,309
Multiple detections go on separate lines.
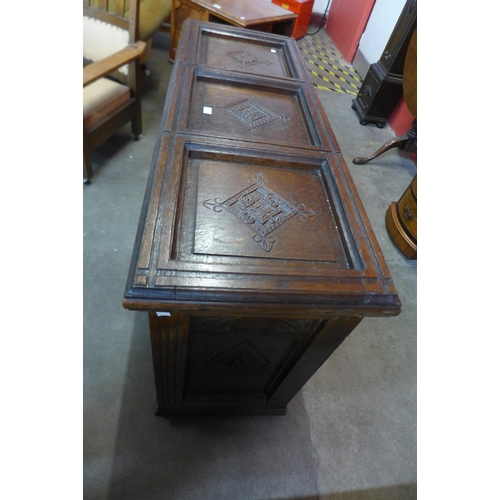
83,78 -> 131,131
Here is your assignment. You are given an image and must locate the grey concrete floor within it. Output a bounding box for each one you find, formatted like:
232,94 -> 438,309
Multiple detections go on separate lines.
84,30 -> 417,500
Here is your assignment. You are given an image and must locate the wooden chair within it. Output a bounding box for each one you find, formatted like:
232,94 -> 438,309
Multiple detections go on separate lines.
83,0 -> 146,183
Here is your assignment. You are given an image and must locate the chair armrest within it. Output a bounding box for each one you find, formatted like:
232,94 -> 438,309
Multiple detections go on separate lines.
83,41 -> 146,87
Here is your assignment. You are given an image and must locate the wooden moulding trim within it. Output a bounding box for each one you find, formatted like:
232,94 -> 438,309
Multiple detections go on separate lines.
158,64 -> 185,133
124,147 -> 167,298
333,153 -> 394,282
155,407 -> 287,417
122,291 -> 401,317
122,300 -> 400,318
136,135 -> 172,270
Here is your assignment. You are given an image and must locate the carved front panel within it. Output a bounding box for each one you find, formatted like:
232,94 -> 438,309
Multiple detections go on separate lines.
185,316 -> 323,399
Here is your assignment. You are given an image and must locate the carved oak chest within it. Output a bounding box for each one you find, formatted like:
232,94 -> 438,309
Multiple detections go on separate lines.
123,20 -> 401,417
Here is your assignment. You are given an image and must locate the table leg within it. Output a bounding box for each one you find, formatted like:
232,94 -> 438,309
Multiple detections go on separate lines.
353,119 -> 417,165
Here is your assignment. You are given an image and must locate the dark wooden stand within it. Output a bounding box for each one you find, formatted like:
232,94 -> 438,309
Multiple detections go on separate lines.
123,20 -> 400,418
351,0 -> 416,128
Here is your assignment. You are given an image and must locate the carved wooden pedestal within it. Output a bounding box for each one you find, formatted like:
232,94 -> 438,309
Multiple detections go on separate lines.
123,21 -> 401,418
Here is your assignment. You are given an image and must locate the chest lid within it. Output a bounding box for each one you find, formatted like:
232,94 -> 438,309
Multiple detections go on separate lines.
123,20 -> 400,317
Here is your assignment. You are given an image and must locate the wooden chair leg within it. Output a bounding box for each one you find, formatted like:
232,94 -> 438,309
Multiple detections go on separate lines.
131,63 -> 142,140
132,116 -> 142,140
131,99 -> 142,140
83,132 -> 93,183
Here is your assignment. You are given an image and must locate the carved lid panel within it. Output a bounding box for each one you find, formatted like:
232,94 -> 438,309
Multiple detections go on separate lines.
194,162 -> 340,261
177,21 -> 308,81
178,66 -> 329,150
202,40 -> 292,79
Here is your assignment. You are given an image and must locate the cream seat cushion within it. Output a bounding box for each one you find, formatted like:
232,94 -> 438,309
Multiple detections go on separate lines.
83,78 -> 131,131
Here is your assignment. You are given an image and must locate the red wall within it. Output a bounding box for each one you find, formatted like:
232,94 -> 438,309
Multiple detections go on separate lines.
324,0 -> 375,62
388,98 -> 416,164
389,98 -> 414,136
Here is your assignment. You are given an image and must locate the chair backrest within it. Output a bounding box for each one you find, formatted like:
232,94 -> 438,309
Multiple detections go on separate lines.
84,1 -> 140,39
83,0 -> 140,77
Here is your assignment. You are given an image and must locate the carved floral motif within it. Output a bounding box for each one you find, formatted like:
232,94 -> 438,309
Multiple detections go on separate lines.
203,173 -> 315,252
227,50 -> 274,68
220,96 -> 286,131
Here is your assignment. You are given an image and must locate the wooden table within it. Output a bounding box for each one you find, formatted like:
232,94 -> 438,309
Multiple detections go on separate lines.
169,0 -> 297,61
124,20 -> 401,418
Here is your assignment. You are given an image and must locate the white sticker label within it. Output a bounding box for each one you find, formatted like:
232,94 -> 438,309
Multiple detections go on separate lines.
271,49 -> 277,53
203,106 -> 213,115
156,312 -> 171,317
